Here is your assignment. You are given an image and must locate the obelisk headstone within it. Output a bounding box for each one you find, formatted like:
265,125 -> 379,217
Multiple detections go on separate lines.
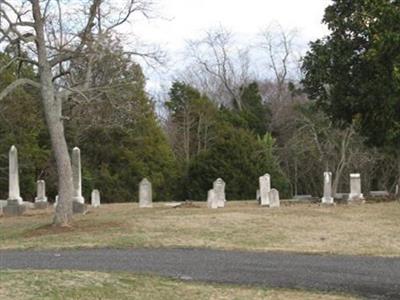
259,174 -> 271,206
8,145 -> 23,204
321,172 -> 334,205
91,189 -> 101,208
349,173 -> 364,203
213,178 -> 226,208
139,178 -> 153,208
72,147 -> 85,204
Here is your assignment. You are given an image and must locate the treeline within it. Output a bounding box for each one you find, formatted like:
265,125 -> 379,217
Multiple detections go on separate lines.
1,1 -> 399,202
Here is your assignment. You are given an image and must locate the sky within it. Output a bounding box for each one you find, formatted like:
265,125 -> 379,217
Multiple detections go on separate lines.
125,0 -> 333,91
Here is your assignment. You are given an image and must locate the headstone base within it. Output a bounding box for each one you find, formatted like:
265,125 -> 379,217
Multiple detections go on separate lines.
34,202 -> 49,210
73,201 -> 88,214
73,196 -> 85,204
3,200 -> 26,216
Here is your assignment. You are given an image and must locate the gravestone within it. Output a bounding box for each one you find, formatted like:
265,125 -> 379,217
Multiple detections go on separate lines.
8,145 -> 23,204
3,199 -> 26,216
34,180 -> 48,209
91,189 -> 101,208
321,172 -> 334,205
73,201 -> 87,214
269,189 -> 280,208
259,174 -> 271,206
349,173 -> 364,203
72,147 -> 85,204
213,178 -> 226,208
207,189 -> 218,209
139,178 -> 153,208
369,191 -> 390,198
256,189 -> 261,204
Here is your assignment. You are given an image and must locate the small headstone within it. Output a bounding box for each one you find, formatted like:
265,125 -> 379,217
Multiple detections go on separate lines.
259,174 -> 271,206
213,178 -> 226,208
3,199 -> 26,217
8,146 -> 23,204
348,173 -> 364,203
54,195 -> 59,207
139,178 -> 153,208
91,189 -> 101,208
293,195 -> 313,200
72,147 -> 85,204
369,191 -> 390,198
321,172 -> 334,205
73,201 -> 87,214
207,189 -> 218,209
35,180 -> 48,202
269,189 -> 280,208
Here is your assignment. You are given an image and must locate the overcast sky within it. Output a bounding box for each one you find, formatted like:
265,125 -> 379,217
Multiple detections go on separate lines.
127,0 -> 333,91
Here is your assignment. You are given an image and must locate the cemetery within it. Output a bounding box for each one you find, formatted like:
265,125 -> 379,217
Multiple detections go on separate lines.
1,0 -> 400,299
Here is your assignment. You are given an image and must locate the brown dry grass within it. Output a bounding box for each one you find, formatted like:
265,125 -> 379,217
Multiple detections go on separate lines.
0,270 -> 358,300
1,201 -> 399,256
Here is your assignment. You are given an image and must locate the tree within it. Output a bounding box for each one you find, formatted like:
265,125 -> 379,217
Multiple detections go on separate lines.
302,0 -> 400,149
0,0 -> 154,226
184,27 -> 251,110
302,0 -> 400,192
185,125 -> 288,200
166,82 -> 217,162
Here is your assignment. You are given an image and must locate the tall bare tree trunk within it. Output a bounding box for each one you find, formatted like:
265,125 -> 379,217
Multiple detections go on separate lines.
32,0 -> 73,225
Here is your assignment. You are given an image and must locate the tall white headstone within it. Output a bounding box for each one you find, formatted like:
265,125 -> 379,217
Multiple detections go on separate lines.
35,180 -> 47,202
8,145 -> 23,204
213,178 -> 226,208
72,147 -> 85,204
269,188 -> 280,208
139,178 -> 152,208
91,189 -> 101,208
259,174 -> 271,206
349,173 -> 364,202
321,172 -> 334,204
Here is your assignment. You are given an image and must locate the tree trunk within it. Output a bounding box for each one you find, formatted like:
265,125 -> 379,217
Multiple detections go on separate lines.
32,0 -> 74,225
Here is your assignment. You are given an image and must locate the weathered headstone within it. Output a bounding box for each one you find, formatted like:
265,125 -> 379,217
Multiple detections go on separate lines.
259,174 -> 271,206
72,147 -> 85,204
91,189 -> 101,208
369,191 -> 390,198
54,195 -> 59,207
321,172 -> 334,205
213,178 -> 226,208
34,180 -> 48,209
269,188 -> 280,208
3,199 -> 26,216
349,173 -> 364,203
8,145 -> 23,204
207,189 -> 218,209
256,189 -> 261,204
73,201 -> 87,214
139,178 -> 152,208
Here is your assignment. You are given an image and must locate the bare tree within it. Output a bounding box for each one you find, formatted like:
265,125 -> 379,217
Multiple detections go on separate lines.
258,23 -> 299,103
0,0 -> 155,226
184,27 -> 251,109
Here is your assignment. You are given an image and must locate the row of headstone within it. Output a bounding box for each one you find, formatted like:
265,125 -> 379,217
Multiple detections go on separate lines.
2,145 -> 102,216
322,172 -> 365,205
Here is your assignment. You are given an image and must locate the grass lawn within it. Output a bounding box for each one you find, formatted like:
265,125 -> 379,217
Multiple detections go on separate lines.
0,270 -> 358,300
1,200 -> 399,256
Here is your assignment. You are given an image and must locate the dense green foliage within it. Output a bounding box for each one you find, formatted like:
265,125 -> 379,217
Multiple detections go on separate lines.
302,0 -> 400,148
